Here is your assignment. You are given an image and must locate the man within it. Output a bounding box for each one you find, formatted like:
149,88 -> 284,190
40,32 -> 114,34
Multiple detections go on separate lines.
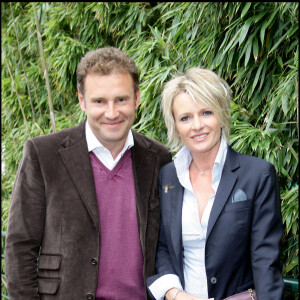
5,47 -> 172,299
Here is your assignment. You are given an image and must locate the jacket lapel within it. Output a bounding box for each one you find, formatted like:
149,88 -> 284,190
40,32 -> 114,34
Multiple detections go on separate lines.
58,121 -> 99,231
161,163 -> 184,275
206,147 -> 239,239
131,131 -> 157,254
170,180 -> 184,269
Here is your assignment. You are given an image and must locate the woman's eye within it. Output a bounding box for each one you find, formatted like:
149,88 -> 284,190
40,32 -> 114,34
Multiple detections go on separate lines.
203,110 -> 212,116
180,116 -> 189,121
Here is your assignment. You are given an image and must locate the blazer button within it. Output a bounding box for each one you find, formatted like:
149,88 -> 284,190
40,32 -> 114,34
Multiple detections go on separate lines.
91,258 -> 97,265
211,277 -> 217,284
87,294 -> 94,300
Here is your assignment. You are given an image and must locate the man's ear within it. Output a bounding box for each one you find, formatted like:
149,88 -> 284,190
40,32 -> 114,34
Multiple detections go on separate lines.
135,88 -> 140,110
78,90 -> 86,112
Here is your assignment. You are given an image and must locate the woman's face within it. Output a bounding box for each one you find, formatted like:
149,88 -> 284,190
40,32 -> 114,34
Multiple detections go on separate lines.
172,91 -> 222,156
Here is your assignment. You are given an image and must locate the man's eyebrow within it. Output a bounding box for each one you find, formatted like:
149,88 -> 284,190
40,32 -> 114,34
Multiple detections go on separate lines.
90,96 -> 105,101
115,94 -> 130,98
90,94 -> 130,101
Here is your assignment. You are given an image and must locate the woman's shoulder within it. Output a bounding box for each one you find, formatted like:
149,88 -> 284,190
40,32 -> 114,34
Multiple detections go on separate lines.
160,160 -> 175,172
159,160 -> 181,186
230,147 -> 276,173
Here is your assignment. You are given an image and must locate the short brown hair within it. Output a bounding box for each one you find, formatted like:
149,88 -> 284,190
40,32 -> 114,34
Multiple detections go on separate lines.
76,47 -> 139,96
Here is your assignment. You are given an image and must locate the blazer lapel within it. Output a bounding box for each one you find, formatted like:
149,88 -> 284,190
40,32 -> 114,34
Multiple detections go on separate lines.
131,131 -> 157,254
206,148 -> 239,239
161,162 -> 184,274
58,122 -> 99,231
170,180 -> 184,269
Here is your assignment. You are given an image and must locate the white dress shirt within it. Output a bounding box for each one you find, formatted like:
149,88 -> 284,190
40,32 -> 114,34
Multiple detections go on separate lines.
85,121 -> 134,170
149,138 -> 228,299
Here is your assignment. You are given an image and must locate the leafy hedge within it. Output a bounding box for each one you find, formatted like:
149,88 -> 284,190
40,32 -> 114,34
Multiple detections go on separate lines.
1,2 -> 298,295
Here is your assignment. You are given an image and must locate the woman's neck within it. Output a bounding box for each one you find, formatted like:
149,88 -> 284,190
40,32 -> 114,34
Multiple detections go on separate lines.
189,138 -> 221,173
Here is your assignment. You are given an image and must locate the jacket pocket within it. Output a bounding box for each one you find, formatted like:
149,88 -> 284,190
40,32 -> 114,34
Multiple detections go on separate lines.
223,199 -> 252,212
38,254 -> 62,294
38,254 -> 62,270
38,277 -> 61,294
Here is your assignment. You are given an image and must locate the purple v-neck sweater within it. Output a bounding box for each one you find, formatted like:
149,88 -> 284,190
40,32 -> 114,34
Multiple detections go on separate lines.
90,150 -> 145,300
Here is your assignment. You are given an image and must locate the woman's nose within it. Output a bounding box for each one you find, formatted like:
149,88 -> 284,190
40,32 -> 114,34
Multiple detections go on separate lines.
192,116 -> 203,130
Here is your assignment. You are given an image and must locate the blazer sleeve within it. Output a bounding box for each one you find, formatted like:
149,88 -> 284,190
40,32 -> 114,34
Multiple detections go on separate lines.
250,163 -> 284,300
5,139 -> 45,299
146,168 -> 183,299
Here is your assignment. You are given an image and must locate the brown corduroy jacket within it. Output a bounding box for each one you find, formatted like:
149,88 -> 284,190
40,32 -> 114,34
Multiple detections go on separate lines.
5,120 -> 172,300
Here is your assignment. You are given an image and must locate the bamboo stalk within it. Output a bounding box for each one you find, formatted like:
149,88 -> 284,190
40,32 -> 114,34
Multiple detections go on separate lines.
4,56 -> 31,138
295,75 -> 299,140
10,3 -> 36,121
32,2 -> 56,132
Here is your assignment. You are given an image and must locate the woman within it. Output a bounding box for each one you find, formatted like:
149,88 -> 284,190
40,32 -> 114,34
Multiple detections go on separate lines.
146,67 -> 284,300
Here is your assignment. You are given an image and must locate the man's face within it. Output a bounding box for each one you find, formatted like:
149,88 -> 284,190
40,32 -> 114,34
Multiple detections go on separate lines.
78,72 -> 139,157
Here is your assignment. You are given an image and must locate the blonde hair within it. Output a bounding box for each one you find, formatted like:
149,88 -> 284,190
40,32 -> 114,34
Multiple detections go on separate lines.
161,67 -> 232,152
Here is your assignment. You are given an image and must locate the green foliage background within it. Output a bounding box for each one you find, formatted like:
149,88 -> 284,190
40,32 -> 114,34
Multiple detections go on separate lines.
1,2 -> 298,298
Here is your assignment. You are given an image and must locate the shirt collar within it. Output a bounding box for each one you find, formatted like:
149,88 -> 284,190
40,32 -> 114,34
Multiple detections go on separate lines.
85,120 -> 134,154
212,137 -> 228,184
174,137 -> 228,190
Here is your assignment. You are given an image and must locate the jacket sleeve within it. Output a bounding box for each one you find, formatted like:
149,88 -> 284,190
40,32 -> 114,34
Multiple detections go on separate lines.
5,139 -> 45,299
146,168 -> 183,299
250,163 -> 284,300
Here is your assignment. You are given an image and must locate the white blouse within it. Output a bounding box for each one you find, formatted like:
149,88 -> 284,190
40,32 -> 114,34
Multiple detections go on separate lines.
149,138 -> 227,299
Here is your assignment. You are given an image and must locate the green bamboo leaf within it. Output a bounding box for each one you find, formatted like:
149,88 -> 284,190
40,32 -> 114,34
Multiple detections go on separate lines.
259,61 -> 267,90
223,29 -> 240,54
260,6 -> 282,45
268,23 -> 298,54
253,36 -> 259,61
288,143 -> 299,162
149,25 -> 164,44
241,2 -> 251,19
244,38 -> 252,67
174,23 -> 185,40
260,20 -> 267,45
239,19 -> 252,45
265,101 -> 278,131
252,59 -> 265,92
280,92 -> 289,115
283,261 -> 298,274
254,10 -> 267,23
163,47 -> 169,60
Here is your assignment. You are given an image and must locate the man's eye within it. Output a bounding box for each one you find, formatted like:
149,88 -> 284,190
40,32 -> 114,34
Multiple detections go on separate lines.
95,99 -> 103,104
118,97 -> 126,102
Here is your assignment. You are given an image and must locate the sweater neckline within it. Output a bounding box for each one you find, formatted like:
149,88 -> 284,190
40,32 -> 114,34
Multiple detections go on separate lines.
90,149 -> 131,179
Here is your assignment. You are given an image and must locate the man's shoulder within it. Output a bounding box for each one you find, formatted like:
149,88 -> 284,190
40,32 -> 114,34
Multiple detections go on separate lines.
132,130 -> 170,153
28,122 -> 84,148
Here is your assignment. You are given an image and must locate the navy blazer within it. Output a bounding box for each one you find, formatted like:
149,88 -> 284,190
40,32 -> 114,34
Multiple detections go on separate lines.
147,147 -> 284,300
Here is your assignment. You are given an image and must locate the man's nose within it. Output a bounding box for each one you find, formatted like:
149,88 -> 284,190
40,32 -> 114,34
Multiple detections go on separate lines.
105,103 -> 119,119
